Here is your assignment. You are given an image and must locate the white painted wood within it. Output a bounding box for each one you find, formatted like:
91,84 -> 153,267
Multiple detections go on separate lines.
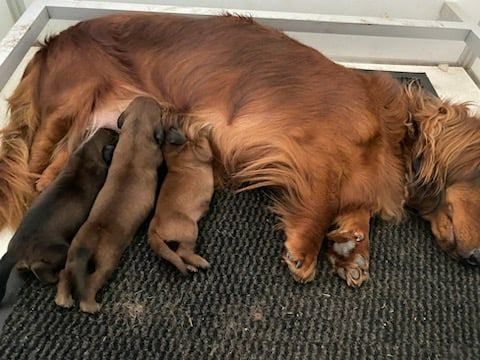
0,0 -> 480,87
0,0 -> 48,89
46,0 -> 471,40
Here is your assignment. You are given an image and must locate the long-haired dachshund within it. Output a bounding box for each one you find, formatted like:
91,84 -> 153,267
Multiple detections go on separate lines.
0,128 -> 118,302
1,14 -> 479,287
55,97 -> 165,313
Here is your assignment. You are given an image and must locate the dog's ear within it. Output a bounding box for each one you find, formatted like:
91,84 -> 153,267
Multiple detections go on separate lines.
31,261 -> 59,284
117,111 -> 126,129
154,127 -> 165,145
166,128 -> 187,145
102,144 -> 116,165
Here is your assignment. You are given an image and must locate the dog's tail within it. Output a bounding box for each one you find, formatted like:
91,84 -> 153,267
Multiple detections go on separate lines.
70,247 -> 93,298
0,251 -> 16,302
148,231 -> 188,274
0,49 -> 45,230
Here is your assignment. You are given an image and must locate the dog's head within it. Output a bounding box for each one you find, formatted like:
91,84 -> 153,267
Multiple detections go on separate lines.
79,128 -> 119,167
406,87 -> 480,265
16,243 -> 69,283
117,96 -> 166,147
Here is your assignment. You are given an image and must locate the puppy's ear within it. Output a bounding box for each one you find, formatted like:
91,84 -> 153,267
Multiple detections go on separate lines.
117,111 -> 126,129
166,128 -> 187,145
154,127 -> 164,145
31,261 -> 59,284
102,144 -> 116,165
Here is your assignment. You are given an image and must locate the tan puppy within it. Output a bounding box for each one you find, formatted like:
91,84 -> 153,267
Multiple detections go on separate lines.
148,124 -> 213,274
55,97 -> 165,313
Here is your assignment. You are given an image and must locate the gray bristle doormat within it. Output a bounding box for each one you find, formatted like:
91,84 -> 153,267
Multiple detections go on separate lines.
0,73 -> 478,359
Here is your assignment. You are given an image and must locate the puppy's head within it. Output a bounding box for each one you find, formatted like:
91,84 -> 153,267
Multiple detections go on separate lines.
78,128 -> 119,168
17,243 -> 69,283
164,124 -> 213,166
118,97 -> 166,147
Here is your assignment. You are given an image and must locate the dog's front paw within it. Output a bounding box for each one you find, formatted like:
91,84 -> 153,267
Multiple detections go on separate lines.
281,242 -> 317,284
326,230 -> 369,287
80,300 -> 101,314
35,176 -> 51,193
55,292 -> 74,308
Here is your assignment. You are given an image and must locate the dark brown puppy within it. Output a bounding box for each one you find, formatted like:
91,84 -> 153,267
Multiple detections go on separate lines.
0,128 -> 118,303
55,96 -> 165,313
148,124 -> 213,274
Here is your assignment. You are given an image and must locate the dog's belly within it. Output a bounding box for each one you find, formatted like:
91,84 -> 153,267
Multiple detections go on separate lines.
90,100 -> 135,131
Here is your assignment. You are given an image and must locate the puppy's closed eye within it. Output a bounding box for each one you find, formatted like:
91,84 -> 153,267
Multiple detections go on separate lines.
166,128 -> 187,145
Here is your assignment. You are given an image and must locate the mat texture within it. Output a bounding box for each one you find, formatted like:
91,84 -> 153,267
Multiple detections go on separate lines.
0,189 -> 479,359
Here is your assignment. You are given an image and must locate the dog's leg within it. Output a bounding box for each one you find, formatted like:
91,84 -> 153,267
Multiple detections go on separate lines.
176,243 -> 210,273
35,144 -> 69,192
79,255 -> 118,314
55,269 -> 74,308
281,182 -> 337,283
148,229 -> 189,274
28,116 -> 72,176
326,207 -> 371,287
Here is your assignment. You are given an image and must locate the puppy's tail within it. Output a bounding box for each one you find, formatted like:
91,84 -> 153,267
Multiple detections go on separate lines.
0,251 -> 16,302
148,232 -> 188,274
0,49 -> 45,230
70,247 -> 92,298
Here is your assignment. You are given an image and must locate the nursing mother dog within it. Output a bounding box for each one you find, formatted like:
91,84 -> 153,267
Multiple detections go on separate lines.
0,13 -> 479,287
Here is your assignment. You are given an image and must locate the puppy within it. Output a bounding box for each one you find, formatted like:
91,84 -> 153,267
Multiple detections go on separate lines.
148,124 -> 213,274
0,128 -> 118,303
55,97 -> 165,313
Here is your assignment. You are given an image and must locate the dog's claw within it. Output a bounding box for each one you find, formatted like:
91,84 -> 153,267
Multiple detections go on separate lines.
295,260 -> 302,269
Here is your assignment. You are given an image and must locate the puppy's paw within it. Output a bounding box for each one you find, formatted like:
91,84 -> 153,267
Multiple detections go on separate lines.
177,252 -> 210,271
80,300 -> 101,314
55,292 -> 74,308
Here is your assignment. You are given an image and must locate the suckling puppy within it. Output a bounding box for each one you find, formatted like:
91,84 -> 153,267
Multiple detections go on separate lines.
0,128 -> 118,303
55,97 -> 165,313
148,124 -> 213,274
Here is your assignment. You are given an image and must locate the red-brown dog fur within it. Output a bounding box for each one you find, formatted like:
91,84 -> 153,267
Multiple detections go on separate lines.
1,13 -> 480,285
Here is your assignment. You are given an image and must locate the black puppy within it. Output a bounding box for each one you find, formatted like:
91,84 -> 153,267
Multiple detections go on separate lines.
0,128 -> 118,302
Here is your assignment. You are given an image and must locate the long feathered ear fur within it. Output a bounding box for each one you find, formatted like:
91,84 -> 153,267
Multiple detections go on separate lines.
404,83 -> 480,213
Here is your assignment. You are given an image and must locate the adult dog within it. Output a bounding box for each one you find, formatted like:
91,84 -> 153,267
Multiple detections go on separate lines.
0,13 -> 479,284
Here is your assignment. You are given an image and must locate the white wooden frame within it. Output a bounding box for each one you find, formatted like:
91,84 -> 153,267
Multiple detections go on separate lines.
1,0 -> 480,90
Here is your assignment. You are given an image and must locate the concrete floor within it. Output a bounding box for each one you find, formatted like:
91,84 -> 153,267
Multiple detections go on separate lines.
1,20 -> 480,326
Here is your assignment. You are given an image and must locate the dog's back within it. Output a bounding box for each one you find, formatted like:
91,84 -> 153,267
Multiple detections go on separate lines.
0,129 -> 118,302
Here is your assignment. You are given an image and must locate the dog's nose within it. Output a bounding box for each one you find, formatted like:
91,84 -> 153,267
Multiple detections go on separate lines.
465,249 -> 480,266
